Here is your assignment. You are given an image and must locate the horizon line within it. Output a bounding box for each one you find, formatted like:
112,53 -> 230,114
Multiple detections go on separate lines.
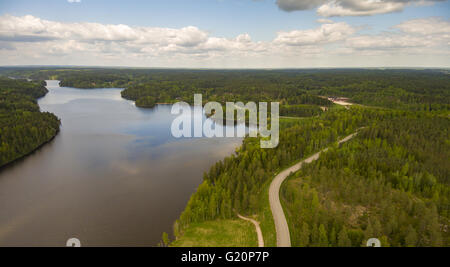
1,65 -> 449,70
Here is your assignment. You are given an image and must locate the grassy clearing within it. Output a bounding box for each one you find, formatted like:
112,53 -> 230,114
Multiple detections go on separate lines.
329,103 -> 347,111
171,179 -> 277,248
171,219 -> 258,247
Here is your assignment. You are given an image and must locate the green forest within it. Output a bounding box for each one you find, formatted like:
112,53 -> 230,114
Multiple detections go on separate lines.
280,104 -> 324,118
0,78 -> 60,167
282,114 -> 449,247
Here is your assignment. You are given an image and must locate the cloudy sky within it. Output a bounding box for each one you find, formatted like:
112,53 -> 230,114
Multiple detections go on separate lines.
0,0 -> 449,68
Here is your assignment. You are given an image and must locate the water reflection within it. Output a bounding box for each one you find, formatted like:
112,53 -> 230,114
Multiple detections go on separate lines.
0,81 -> 243,246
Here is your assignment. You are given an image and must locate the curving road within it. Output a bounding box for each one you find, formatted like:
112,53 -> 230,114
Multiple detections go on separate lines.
237,214 -> 265,247
269,131 -> 361,247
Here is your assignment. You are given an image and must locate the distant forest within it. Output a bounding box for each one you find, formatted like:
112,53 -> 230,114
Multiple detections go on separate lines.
1,68 -> 448,111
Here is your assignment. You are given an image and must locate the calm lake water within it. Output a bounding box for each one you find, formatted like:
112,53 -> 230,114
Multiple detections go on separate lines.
0,80 -> 243,246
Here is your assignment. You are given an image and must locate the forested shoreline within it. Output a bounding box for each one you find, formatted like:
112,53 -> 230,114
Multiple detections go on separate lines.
0,78 -> 60,168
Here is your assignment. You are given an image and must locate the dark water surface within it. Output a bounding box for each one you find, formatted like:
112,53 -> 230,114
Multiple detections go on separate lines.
0,81 -> 242,246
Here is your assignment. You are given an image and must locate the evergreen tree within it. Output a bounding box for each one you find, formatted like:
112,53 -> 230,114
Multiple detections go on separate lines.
318,224 -> 329,247
299,222 -> 310,247
338,227 -> 352,247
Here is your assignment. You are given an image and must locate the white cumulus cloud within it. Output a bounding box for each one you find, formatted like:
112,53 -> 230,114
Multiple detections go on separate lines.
274,22 -> 355,46
0,15 -> 448,67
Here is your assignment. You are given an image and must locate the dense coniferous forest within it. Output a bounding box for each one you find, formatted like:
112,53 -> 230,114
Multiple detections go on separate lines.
282,114 -> 449,247
0,78 -> 60,167
280,105 -> 324,117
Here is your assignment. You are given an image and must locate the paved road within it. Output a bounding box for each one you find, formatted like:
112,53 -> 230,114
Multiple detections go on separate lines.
269,131 -> 361,247
237,214 -> 265,247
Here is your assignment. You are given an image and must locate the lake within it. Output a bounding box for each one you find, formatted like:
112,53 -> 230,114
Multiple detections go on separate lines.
0,80 -> 243,246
